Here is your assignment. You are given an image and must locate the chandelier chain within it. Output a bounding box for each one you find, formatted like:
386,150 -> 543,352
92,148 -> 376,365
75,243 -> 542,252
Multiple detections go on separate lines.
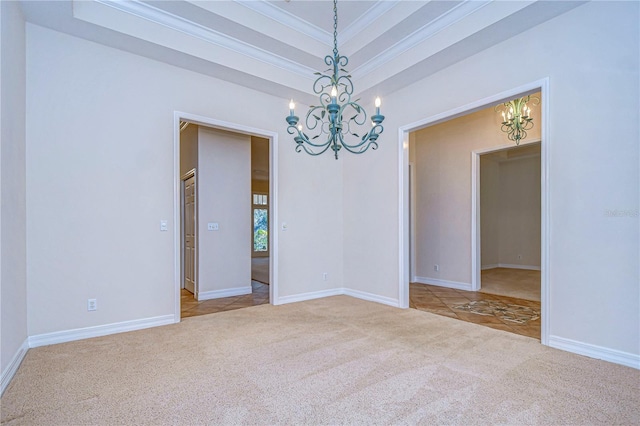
332,0 -> 338,58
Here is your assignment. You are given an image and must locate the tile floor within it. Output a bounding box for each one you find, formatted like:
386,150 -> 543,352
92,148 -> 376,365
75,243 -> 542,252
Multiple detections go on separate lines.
181,281 -> 269,318
480,268 -> 541,301
410,282 -> 541,339
181,280 -> 540,340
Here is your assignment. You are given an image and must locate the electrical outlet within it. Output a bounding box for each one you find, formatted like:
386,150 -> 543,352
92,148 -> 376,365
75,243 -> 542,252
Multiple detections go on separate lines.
323,272 -> 328,281
87,299 -> 97,311
434,264 -> 440,272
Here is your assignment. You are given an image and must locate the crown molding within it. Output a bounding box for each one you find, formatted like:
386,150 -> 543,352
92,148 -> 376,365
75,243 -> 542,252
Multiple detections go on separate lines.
235,0 -> 332,46
352,0 -> 491,79
93,0 -> 316,79
338,0 -> 400,45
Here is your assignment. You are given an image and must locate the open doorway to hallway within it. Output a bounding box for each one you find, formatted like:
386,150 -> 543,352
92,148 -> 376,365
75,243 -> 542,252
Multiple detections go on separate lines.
406,91 -> 543,340
479,143 -> 541,303
178,122 -> 271,318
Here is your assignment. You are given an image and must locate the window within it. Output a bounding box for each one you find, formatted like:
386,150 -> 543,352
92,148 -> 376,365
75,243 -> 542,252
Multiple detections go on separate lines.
253,193 -> 268,252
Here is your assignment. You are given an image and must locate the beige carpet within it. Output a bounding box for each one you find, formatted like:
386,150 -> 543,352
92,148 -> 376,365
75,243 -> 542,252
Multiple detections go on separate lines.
2,296 -> 638,425
251,257 -> 269,284
481,268 -> 541,301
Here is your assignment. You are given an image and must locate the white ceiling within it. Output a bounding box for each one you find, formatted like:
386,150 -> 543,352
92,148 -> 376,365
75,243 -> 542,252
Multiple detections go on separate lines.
19,0 -> 584,105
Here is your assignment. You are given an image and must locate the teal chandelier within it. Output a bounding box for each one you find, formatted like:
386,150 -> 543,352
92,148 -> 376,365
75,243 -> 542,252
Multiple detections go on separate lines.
496,95 -> 539,145
286,0 -> 384,160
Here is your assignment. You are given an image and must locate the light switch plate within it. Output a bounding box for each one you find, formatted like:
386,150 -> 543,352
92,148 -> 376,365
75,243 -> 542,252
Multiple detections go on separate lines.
208,222 -> 219,231
160,220 -> 168,231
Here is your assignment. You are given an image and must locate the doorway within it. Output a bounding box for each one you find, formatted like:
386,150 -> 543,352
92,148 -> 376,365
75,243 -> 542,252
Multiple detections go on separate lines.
400,80 -> 549,343
251,137 -> 270,287
173,112 -> 279,322
477,143 -> 541,302
182,170 -> 196,294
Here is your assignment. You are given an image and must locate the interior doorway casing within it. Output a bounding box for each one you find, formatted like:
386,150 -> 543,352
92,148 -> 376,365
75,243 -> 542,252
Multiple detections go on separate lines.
172,112 -> 279,322
398,78 -> 550,345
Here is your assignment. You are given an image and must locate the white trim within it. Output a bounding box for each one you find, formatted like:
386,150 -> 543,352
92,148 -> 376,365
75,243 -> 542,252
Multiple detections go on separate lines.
236,0 -> 331,46
339,1 -> 401,44
352,0 -> 491,78
549,336 -> 640,370
398,78 -> 550,344
409,162 -> 417,285
398,124 -> 410,309
481,264 -> 499,270
471,147 -> 481,291
343,288 -> 399,308
413,277 -> 473,292
277,287 -> 401,308
197,286 -> 251,301
276,288 -> 344,305
490,263 -> 541,271
95,0 -> 315,78
173,112 -> 279,316
1,339 -> 29,396
28,315 -> 174,348
539,79 -> 551,346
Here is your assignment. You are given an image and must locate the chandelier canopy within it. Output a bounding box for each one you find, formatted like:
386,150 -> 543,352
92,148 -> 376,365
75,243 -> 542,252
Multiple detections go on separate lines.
496,95 -> 539,145
285,0 -> 384,159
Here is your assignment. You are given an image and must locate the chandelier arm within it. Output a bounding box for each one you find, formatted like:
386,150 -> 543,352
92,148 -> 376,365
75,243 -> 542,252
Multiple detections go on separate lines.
289,124 -> 334,153
340,123 -> 383,152
295,141 -> 333,156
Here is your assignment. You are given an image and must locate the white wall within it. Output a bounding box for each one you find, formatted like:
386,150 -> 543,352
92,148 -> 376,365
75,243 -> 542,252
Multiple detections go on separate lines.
25,23 -> 345,336
197,127 -> 251,296
481,152 -> 541,270
1,0 -> 28,387
344,1 -> 639,357
411,104 -> 540,285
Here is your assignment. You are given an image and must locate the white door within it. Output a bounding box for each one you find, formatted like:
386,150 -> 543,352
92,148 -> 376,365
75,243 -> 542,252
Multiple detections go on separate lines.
183,174 -> 196,294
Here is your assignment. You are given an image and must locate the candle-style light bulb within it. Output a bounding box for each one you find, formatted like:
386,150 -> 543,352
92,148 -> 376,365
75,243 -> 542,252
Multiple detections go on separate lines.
502,111 -> 506,122
330,86 -> 337,103
297,124 -> 303,131
289,100 -> 295,117
375,97 -> 381,115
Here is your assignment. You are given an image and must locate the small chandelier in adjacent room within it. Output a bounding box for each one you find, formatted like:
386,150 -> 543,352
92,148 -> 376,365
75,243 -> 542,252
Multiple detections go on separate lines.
496,95 -> 539,145
285,0 -> 384,159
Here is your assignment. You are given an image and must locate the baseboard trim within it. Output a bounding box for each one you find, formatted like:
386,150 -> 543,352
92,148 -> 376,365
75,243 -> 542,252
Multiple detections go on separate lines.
1,338 -> 29,396
482,264 -> 541,271
275,288 -> 343,305
548,335 -> 640,370
28,315 -> 175,348
343,288 -> 399,307
197,286 -> 251,301
481,264 -> 499,270
414,277 -> 472,291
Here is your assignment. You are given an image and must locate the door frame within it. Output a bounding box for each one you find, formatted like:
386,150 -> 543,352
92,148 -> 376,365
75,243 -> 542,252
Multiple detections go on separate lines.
181,169 -> 196,293
471,140 -> 541,293
398,78 -> 550,345
173,112 -> 279,322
